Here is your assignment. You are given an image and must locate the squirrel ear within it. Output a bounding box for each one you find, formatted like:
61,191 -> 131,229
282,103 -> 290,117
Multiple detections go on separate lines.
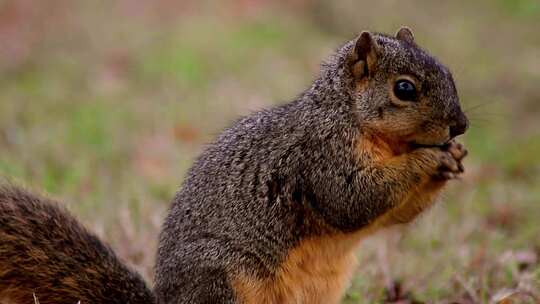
395,26 -> 414,44
350,31 -> 378,79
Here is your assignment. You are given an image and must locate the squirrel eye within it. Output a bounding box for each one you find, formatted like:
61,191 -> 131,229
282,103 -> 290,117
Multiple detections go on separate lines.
393,79 -> 417,101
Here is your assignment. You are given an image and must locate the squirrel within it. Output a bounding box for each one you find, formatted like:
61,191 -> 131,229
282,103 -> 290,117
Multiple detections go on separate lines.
0,27 -> 468,304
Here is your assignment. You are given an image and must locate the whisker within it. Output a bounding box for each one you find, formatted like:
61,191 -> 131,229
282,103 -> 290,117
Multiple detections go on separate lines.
466,113 -> 511,121
468,121 -> 493,127
464,102 -> 491,112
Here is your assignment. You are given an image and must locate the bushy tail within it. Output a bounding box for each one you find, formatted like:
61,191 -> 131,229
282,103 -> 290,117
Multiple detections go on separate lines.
0,185 -> 155,304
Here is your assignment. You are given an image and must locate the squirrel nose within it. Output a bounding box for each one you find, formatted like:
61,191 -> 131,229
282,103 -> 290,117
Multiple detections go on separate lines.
449,112 -> 469,138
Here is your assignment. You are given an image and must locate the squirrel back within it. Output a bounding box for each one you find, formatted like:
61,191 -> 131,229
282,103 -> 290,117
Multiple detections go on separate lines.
0,185 -> 155,304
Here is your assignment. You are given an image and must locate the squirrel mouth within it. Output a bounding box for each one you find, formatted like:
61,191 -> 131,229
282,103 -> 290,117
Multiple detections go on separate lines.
408,133 -> 460,149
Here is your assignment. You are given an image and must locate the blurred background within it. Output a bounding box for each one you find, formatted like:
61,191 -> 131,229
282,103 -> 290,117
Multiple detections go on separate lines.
0,0 -> 539,302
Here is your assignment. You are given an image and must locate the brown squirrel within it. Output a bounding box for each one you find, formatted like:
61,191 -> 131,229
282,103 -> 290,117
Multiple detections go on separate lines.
0,27 -> 468,304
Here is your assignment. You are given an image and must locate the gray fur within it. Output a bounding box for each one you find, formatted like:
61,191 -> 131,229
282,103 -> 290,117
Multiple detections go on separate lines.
154,31 -> 467,303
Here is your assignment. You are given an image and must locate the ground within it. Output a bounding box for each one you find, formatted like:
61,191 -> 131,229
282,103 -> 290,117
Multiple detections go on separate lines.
0,0 -> 539,303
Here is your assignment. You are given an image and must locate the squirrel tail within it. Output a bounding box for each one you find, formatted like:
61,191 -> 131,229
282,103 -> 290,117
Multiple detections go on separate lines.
0,184 -> 155,304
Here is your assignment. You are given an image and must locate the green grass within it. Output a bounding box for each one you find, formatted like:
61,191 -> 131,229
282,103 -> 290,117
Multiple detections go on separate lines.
0,1 -> 539,302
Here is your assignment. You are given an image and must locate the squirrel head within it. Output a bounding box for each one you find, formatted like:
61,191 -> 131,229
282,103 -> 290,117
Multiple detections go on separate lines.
323,27 -> 468,149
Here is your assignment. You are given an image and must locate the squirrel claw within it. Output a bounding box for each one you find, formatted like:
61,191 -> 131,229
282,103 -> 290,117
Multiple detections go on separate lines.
439,153 -> 460,173
445,141 -> 468,161
432,141 -> 467,181
434,171 -> 456,181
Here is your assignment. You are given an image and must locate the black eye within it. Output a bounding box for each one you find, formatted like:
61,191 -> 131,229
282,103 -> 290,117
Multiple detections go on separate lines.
393,79 -> 417,101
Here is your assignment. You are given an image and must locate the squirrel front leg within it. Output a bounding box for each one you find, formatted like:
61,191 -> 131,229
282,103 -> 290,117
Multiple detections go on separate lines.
375,141 -> 468,226
339,139 -> 467,231
312,142 -> 455,231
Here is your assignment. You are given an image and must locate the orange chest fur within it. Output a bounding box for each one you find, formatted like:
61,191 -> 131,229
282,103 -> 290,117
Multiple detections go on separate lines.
356,132 -> 411,162
232,229 -> 377,304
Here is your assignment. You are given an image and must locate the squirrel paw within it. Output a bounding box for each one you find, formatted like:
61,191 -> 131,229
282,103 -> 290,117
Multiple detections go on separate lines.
434,141 -> 468,180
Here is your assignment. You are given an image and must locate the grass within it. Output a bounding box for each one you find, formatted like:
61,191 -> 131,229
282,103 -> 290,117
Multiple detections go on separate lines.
1,0 -> 539,302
